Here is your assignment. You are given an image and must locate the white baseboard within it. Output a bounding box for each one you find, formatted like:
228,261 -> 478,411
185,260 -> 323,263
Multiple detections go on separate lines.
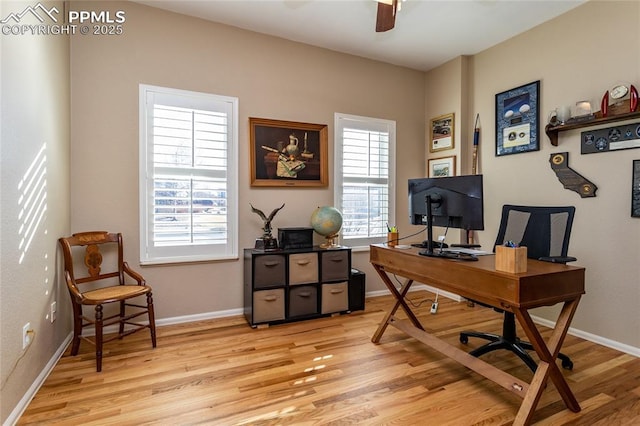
155,308 -> 244,327
531,315 -> 640,357
4,334 -> 73,426
366,283 -> 463,302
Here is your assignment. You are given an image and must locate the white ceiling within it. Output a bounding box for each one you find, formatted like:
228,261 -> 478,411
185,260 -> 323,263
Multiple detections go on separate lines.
134,0 -> 585,72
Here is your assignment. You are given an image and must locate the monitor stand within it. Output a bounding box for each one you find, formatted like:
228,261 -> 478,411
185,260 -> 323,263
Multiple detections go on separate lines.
418,194 -> 478,262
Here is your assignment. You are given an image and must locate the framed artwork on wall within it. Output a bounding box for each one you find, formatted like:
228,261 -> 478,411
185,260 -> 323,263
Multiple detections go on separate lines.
429,113 -> 455,152
428,156 -> 456,177
249,117 -> 328,187
495,80 -> 540,156
633,160 -> 640,217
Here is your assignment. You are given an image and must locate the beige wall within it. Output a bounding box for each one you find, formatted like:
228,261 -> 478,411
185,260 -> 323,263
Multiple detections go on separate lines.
428,0 -> 639,349
69,1 -> 426,319
0,1 -> 71,422
3,0 -> 639,421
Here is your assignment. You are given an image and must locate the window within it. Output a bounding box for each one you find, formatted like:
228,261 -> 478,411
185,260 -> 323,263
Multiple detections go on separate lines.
334,113 -> 395,248
139,85 -> 238,264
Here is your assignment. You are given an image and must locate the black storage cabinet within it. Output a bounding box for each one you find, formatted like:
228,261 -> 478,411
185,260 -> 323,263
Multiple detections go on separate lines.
349,269 -> 366,312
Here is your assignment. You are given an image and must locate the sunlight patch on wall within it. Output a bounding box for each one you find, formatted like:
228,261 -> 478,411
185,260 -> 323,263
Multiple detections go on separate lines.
18,143 -> 48,264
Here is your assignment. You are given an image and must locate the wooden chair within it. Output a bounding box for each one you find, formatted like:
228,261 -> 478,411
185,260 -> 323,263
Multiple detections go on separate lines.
58,231 -> 157,372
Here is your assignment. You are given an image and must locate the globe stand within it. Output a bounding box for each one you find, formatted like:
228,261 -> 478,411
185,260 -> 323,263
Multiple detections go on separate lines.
319,233 -> 340,249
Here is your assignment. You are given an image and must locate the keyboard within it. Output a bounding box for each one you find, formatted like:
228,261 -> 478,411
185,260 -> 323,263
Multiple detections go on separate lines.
442,248 -> 492,256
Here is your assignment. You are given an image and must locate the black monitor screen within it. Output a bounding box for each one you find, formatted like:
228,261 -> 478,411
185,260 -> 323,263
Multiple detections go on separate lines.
408,174 -> 484,230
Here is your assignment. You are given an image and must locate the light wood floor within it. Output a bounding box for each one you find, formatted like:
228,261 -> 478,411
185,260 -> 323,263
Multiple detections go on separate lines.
19,291 -> 640,425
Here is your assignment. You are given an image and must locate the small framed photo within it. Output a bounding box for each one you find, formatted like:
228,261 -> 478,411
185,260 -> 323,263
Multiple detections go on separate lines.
250,117 -> 328,187
495,80 -> 540,156
632,160 -> 640,217
428,156 -> 456,177
429,113 -> 455,152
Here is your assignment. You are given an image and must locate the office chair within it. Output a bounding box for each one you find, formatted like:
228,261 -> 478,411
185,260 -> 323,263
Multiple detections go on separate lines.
459,205 -> 576,372
59,231 -> 157,372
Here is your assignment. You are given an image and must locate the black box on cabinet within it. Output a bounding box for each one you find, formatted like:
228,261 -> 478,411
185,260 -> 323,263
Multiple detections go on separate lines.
349,269 -> 365,312
278,227 -> 313,250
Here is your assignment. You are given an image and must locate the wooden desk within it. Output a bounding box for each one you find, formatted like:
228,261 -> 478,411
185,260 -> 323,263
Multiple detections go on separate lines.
370,244 -> 585,425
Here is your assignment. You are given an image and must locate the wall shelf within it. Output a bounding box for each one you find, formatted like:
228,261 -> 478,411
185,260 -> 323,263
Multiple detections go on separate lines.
545,110 -> 640,146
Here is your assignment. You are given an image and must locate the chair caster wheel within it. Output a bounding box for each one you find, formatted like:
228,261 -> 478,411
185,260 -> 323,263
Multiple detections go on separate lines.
460,335 -> 469,344
562,359 -> 573,370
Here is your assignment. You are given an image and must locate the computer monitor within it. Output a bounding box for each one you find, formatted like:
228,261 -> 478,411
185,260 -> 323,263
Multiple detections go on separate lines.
408,174 -> 484,257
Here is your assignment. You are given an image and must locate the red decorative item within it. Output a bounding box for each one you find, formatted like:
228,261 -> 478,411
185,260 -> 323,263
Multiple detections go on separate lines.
631,85 -> 638,112
600,91 -> 609,117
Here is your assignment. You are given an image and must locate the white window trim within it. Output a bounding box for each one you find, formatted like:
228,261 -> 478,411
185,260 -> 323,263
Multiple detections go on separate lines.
139,84 -> 239,265
334,112 -> 396,250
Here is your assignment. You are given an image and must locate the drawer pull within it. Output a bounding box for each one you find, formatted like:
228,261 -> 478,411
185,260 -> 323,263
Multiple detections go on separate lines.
296,260 -> 310,265
297,292 -> 311,297
329,258 -> 343,263
263,261 -> 280,267
264,295 -> 278,302
330,289 -> 344,294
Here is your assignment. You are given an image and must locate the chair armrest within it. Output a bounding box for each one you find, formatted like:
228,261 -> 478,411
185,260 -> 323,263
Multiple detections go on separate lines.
64,271 -> 85,302
538,256 -> 577,264
123,262 -> 146,285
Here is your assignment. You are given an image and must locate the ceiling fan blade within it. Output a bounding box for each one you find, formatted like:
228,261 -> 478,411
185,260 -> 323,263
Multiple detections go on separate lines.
375,0 -> 396,32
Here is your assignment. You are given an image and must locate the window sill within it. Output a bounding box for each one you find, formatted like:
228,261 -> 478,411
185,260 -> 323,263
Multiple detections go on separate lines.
140,254 -> 239,266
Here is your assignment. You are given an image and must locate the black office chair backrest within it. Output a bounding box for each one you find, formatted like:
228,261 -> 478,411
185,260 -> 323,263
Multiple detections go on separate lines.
494,205 -> 575,260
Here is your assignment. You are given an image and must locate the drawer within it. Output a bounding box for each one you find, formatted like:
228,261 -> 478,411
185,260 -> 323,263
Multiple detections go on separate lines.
321,251 -> 349,281
321,281 -> 349,314
288,285 -> 318,317
253,289 -> 285,323
289,253 -> 318,285
254,254 -> 286,288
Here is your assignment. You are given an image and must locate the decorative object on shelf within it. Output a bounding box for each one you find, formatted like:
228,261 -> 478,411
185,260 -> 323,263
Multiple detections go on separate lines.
633,160 -> 640,218
250,117 -> 328,187
278,227 -> 313,250
495,81 -> 540,156
429,113 -> 455,152
427,155 -> 456,177
250,203 -> 285,250
549,152 -> 597,198
575,100 -> 593,117
548,105 -> 572,126
581,122 -> 640,154
310,206 -> 343,249
601,83 -> 638,117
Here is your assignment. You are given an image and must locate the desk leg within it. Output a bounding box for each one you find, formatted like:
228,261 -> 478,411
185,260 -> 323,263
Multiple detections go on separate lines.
513,297 -> 581,425
371,265 -> 423,344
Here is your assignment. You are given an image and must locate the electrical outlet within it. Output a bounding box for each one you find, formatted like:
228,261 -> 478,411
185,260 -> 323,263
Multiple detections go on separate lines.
430,302 -> 439,314
22,323 -> 32,349
50,301 -> 57,323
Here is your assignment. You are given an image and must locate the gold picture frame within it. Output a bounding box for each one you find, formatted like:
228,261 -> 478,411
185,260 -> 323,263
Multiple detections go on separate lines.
249,117 -> 328,187
429,113 -> 455,152
427,156 -> 456,177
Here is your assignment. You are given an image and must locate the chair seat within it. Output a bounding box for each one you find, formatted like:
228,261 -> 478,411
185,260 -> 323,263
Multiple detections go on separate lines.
82,285 -> 151,304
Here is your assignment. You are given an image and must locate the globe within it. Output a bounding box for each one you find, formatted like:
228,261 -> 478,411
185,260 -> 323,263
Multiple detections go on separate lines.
310,206 -> 343,248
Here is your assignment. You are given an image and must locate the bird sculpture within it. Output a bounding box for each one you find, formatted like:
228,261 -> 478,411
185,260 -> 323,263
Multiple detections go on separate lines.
250,203 -> 285,239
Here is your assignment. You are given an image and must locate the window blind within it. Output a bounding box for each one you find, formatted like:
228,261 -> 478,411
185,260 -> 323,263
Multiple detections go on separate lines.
335,113 -> 395,248
139,85 -> 238,264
